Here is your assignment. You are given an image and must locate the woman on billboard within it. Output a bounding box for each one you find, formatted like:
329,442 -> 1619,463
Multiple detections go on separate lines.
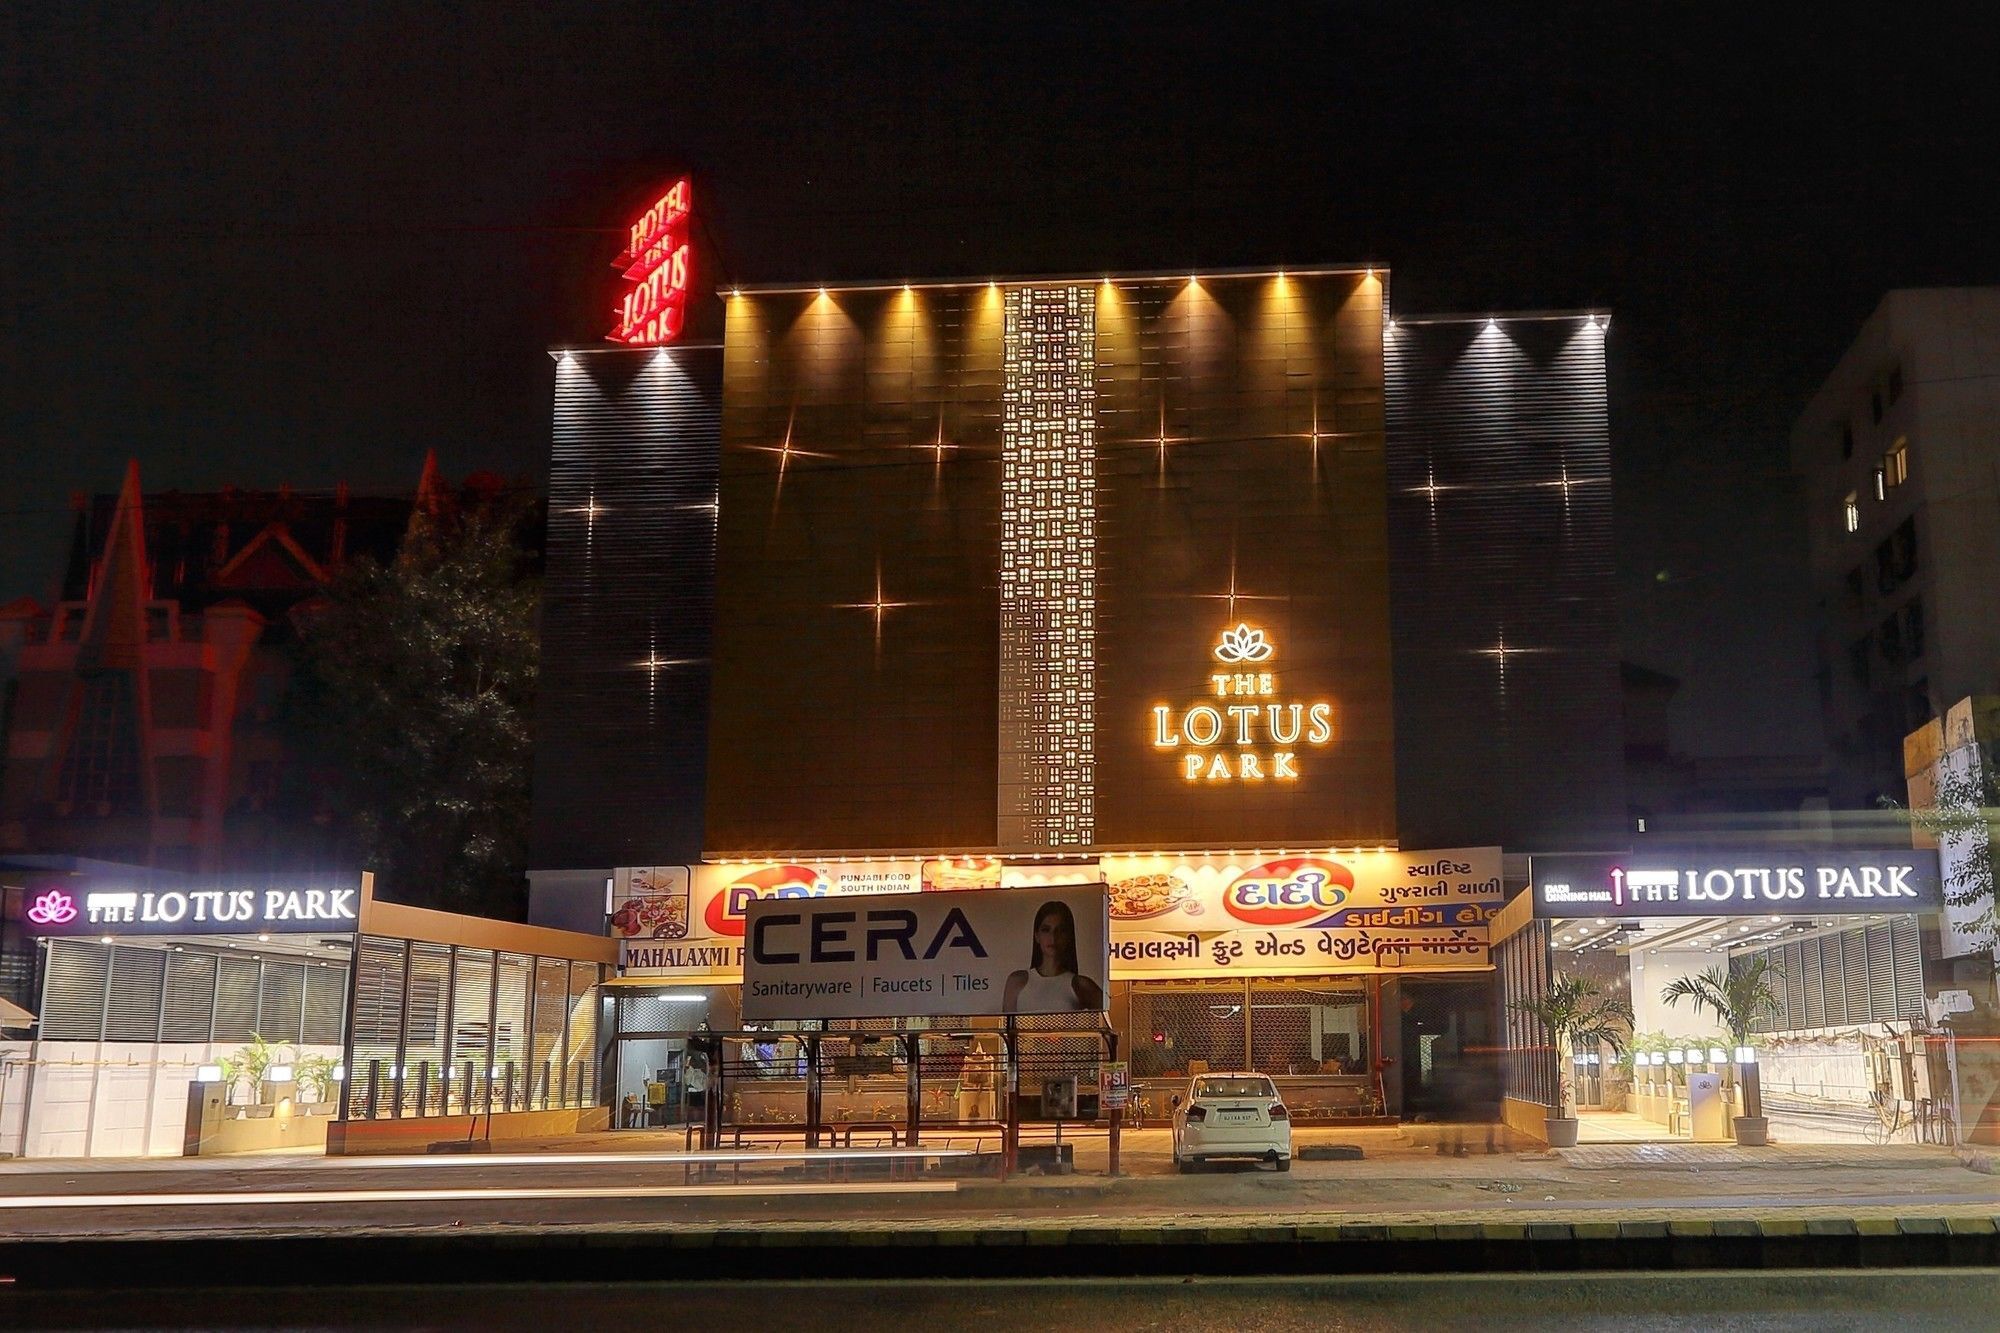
1004,900 -> 1104,1014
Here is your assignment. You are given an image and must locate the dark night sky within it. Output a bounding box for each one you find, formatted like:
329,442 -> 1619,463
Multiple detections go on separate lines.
4,4 -> 1997,757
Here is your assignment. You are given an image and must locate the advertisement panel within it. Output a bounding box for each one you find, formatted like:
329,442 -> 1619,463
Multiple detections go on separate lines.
621,849 -> 1502,982
1530,850 -> 1945,920
618,860 -> 920,978
1098,847 -> 1501,978
609,865 -> 692,940
741,885 -> 1110,1022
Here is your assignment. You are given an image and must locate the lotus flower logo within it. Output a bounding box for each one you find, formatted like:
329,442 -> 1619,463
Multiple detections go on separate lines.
26,889 -> 78,927
1213,623 -> 1273,664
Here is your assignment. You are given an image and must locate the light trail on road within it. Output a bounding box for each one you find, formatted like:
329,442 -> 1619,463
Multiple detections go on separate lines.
0,1180 -> 959,1210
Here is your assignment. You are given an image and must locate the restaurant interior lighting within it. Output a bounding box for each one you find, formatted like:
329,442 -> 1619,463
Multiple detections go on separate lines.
194,1065 -> 223,1084
266,1065 -> 294,1083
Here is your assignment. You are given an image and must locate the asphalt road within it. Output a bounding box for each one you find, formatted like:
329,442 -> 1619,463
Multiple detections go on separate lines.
6,1273 -> 2000,1331
3,1132 -> 1999,1240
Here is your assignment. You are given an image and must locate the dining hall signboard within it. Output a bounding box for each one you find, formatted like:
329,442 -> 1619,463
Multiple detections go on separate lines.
615,848 -> 1503,982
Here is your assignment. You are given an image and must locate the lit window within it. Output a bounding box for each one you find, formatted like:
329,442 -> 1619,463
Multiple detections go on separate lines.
1843,492 -> 1859,533
1884,438 -> 1909,489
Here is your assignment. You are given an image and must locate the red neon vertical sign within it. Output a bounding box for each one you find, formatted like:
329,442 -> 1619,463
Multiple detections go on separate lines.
607,177 -> 692,345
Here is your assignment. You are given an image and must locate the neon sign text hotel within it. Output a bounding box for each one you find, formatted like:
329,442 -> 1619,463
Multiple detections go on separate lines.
608,177 -> 692,346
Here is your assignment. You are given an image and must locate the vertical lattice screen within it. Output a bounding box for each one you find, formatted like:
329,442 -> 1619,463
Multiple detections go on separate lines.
998,284 -> 1096,851
404,941 -> 451,1112
493,952 -> 532,1110
1496,921 -> 1557,1108
566,961 -> 601,1106
448,948 -> 494,1111
530,957 -> 570,1107
347,937 -> 405,1118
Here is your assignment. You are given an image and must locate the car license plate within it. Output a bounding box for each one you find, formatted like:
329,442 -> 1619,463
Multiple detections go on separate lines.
1219,1109 -> 1256,1122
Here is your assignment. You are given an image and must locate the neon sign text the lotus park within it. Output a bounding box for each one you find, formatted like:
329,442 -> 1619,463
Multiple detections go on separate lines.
1151,624 -> 1335,782
20,882 -> 360,936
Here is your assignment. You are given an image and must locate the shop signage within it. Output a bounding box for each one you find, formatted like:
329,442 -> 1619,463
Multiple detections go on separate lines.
21,877 -> 360,937
610,865 -> 693,941
1100,1061 -> 1131,1111
741,885 -> 1110,1021
620,848 -> 1502,983
1151,624 -> 1336,783
608,177 -> 691,346
1530,850 -> 1945,920
619,860 -> 925,978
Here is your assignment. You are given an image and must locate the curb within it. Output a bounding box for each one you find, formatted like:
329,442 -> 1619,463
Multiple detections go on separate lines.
8,1216 -> 2000,1289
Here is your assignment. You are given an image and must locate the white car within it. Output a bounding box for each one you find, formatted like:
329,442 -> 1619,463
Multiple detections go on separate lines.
1170,1072 -> 1291,1172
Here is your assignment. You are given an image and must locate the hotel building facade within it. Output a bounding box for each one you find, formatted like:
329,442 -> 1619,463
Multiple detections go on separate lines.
527,263 -> 1624,1124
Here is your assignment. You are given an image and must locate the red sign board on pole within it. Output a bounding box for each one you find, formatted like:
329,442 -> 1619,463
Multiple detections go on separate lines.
608,177 -> 692,346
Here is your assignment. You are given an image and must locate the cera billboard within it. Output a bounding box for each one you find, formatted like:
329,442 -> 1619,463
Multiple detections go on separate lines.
741,885 -> 1110,1021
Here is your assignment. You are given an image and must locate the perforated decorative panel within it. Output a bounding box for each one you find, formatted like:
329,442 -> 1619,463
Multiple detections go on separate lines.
999,285 -> 1096,851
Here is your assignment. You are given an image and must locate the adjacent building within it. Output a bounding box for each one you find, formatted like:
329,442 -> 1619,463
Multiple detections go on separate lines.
1794,287 -> 2000,808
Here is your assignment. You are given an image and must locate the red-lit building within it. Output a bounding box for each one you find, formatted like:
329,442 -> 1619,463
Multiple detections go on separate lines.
0,456 -> 461,873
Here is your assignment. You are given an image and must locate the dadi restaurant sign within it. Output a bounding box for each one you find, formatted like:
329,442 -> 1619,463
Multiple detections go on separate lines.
1104,847 -> 1502,979
1531,850 -> 1945,920
741,885 -> 1110,1022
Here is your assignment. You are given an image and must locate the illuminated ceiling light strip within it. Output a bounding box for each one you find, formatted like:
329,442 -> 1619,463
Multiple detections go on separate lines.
734,264 -> 1386,297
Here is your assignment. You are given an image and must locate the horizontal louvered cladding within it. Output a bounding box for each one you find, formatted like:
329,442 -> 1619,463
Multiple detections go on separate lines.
213,956 -> 261,1042
533,346 -> 722,870
1741,917 -> 1927,1031
259,961 -> 305,1042
41,938 -> 109,1040
105,947 -> 166,1041
163,951 -> 218,1041
1385,316 -> 1624,848
303,966 -> 348,1044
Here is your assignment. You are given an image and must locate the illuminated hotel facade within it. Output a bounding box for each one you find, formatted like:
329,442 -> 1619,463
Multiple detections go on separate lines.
530,262 -> 1623,1121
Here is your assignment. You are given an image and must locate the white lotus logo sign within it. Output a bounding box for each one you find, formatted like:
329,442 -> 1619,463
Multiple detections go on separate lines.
1214,623 -> 1273,663
1154,621 -> 1334,783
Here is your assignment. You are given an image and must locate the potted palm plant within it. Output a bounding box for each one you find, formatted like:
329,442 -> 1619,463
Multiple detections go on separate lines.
228,1032 -> 294,1116
294,1055 -> 340,1110
1511,973 -> 1632,1148
1661,957 -> 1782,1145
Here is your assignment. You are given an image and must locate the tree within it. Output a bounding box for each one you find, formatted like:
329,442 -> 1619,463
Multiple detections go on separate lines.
1510,973 -> 1632,1120
292,485 -> 538,916
1660,957 -> 1782,1046
1904,758 -> 1998,953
